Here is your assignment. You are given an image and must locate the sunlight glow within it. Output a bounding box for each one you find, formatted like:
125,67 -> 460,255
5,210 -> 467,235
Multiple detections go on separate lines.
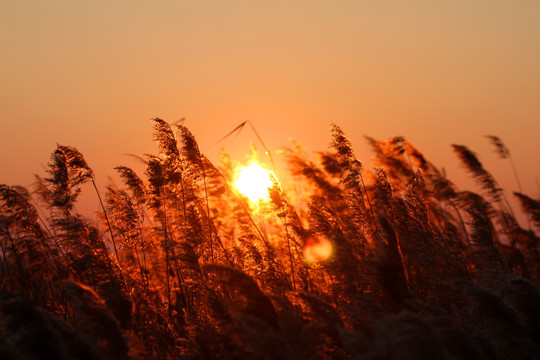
303,236 -> 334,264
233,162 -> 275,203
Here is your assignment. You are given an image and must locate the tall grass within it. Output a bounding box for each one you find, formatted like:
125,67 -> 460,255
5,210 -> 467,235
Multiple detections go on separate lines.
0,119 -> 539,359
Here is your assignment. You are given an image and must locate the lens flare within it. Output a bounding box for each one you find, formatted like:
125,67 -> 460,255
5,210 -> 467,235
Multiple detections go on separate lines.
233,162 -> 274,203
303,235 -> 333,264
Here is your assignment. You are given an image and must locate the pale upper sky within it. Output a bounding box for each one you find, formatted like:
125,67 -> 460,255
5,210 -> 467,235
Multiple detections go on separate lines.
1,1 -> 539,216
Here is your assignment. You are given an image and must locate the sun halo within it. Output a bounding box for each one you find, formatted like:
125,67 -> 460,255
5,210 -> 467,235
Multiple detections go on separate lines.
233,162 -> 275,203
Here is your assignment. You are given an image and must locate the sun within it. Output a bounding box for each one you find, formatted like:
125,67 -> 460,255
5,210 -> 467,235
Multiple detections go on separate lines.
233,162 -> 274,203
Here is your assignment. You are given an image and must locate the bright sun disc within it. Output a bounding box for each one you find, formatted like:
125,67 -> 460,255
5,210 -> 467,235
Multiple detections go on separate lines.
234,163 -> 274,203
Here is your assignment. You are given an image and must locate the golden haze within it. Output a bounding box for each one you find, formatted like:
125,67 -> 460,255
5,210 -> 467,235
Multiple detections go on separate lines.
0,1 -> 539,219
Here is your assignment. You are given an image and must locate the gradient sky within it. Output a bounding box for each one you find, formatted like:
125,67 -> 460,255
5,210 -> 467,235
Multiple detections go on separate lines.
1,1 -> 539,217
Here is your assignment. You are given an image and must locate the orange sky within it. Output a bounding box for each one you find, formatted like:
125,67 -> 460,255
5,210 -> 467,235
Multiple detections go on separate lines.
1,1 -> 539,219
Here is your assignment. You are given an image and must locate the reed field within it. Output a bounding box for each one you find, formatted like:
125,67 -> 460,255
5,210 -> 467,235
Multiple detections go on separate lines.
1,119 -> 539,359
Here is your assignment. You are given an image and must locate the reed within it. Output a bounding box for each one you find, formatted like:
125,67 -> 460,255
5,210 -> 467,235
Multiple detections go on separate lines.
0,122 -> 538,359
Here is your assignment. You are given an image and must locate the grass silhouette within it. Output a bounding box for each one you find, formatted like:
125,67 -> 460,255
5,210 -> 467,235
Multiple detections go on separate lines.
0,120 -> 538,359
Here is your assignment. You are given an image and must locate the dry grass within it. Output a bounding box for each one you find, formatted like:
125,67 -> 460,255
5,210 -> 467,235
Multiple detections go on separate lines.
0,120 -> 539,359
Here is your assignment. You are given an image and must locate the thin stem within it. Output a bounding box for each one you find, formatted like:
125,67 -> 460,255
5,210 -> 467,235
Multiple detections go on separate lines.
508,155 -> 523,194
161,203 -> 172,315
138,221 -> 150,293
215,120 -> 276,170
508,155 -> 531,230
92,179 -> 120,264
200,160 -> 214,263
283,210 -> 296,290
449,199 -> 470,244
247,121 -> 276,170
359,173 -> 377,230
239,198 -> 270,247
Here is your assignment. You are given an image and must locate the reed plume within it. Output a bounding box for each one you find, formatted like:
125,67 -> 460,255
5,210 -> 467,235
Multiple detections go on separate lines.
514,192 -> 540,230
452,144 -> 503,204
1,122 -> 538,359
485,135 -> 524,193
